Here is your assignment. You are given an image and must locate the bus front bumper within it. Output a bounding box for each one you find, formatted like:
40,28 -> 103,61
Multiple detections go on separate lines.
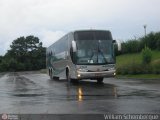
77,70 -> 116,79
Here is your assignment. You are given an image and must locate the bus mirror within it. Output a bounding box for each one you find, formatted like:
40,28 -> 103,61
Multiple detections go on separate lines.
112,40 -> 116,43
118,42 -> 121,51
72,41 -> 77,52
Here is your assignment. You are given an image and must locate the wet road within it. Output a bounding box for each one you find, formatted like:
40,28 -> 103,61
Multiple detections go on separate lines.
0,72 -> 160,114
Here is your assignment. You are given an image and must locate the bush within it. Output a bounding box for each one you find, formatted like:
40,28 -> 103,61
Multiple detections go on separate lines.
156,39 -> 160,50
152,59 -> 160,74
141,46 -> 152,64
0,60 -> 9,72
117,31 -> 160,57
116,63 -> 144,75
8,58 -> 18,71
116,63 -> 153,75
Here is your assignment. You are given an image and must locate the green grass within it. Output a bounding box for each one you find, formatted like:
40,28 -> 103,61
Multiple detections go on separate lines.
152,50 -> 160,60
116,53 -> 141,68
116,50 -> 160,79
116,50 -> 160,68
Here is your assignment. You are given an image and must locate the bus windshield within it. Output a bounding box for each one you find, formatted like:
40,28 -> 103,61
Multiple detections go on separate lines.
76,40 -> 115,65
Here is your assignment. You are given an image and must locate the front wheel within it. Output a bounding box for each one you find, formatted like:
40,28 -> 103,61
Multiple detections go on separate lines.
66,69 -> 71,83
97,78 -> 103,83
66,70 -> 78,83
71,79 -> 79,83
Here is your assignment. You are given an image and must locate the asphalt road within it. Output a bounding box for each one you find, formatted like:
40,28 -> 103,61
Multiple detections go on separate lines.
0,72 -> 160,119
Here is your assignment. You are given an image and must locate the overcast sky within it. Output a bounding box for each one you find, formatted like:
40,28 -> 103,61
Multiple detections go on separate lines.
0,0 -> 160,55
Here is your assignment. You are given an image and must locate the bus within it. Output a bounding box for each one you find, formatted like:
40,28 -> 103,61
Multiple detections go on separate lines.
46,30 -> 116,83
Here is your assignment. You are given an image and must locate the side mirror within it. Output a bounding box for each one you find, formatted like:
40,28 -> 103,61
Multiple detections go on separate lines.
112,40 -> 116,43
113,40 -> 121,51
118,42 -> 121,51
72,41 -> 77,52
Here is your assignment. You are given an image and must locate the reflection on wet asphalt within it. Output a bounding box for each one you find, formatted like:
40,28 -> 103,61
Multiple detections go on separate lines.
0,72 -> 160,114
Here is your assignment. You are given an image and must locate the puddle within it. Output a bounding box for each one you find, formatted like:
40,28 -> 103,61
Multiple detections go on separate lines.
13,93 -> 44,97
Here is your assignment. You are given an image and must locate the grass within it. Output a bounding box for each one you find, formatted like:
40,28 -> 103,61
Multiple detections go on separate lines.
116,50 -> 160,79
152,50 -> 160,60
116,50 -> 160,67
116,53 -> 141,68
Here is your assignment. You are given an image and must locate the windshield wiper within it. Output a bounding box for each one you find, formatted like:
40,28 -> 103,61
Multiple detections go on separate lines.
89,40 -> 107,64
97,40 -> 107,63
89,51 -> 95,63
98,49 -> 107,63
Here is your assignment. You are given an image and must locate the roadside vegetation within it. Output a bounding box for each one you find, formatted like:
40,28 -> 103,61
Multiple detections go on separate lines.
0,36 -> 46,72
116,31 -> 160,78
116,50 -> 160,77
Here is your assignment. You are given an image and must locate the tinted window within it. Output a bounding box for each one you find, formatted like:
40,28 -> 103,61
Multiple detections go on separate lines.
74,30 -> 112,40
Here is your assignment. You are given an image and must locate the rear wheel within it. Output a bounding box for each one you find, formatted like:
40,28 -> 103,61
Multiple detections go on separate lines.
97,78 -> 103,83
50,69 -> 53,80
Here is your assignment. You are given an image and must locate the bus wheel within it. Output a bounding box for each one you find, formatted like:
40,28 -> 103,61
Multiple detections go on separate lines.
66,69 -> 71,82
97,78 -> 103,83
50,70 -> 53,80
71,79 -> 79,84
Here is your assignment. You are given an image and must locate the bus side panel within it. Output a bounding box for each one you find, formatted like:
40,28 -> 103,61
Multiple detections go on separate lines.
46,34 -> 70,79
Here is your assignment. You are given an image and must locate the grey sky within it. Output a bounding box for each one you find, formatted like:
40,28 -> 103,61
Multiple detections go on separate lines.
0,0 -> 160,55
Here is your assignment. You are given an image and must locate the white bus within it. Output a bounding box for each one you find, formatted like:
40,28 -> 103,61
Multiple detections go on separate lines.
46,30 -> 116,83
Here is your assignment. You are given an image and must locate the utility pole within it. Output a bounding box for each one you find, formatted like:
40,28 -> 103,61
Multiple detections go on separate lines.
143,25 -> 147,37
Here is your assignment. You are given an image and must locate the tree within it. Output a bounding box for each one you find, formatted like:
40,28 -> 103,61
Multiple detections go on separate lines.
155,32 -> 160,50
4,35 -> 46,71
0,56 -> 3,63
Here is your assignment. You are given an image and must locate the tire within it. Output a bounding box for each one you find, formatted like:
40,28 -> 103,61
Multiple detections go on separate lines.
71,79 -> 79,83
97,78 -> 103,83
50,70 -> 53,80
66,68 -> 78,83
66,69 -> 71,82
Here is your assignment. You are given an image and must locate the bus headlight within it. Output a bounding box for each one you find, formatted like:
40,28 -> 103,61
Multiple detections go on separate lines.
77,74 -> 81,77
77,70 -> 81,78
